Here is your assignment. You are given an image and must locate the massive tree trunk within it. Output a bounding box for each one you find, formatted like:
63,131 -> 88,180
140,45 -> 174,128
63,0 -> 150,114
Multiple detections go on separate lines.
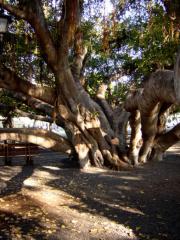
0,0 -> 131,170
0,0 -> 179,169
125,63 -> 180,164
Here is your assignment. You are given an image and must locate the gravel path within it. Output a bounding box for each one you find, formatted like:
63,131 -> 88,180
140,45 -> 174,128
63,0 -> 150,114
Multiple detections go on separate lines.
0,144 -> 180,240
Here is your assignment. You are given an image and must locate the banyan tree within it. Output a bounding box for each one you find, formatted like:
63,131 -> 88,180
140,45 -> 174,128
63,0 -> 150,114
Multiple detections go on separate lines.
0,0 -> 179,170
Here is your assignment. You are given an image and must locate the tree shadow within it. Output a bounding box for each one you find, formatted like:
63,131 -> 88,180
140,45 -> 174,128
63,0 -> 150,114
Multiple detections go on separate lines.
0,149 -> 78,198
0,193 -> 68,240
40,154 -> 180,240
0,151 -> 180,239
0,209 -> 48,239
0,165 -> 34,197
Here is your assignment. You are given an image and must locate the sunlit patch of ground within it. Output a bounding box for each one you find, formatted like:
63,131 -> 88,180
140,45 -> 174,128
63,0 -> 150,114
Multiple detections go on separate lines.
0,194 -> 58,239
0,144 -> 180,239
0,165 -> 137,239
22,168 -> 137,240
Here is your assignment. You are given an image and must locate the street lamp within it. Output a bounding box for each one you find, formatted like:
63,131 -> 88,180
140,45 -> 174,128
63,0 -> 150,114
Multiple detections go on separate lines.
0,9 -> 12,54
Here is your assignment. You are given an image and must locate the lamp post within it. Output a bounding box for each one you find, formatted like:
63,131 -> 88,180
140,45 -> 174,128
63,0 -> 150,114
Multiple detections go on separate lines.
0,9 -> 11,55
0,9 -> 12,166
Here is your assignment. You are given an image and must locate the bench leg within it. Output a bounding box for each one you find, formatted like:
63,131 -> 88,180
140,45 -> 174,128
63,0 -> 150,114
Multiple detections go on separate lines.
4,157 -> 12,166
4,144 -> 12,166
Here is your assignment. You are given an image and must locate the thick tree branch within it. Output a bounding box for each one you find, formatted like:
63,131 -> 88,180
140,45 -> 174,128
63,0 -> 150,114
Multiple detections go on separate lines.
155,123 -> 180,150
124,88 -> 143,111
71,31 -> 88,83
0,128 -> 73,154
113,106 -> 130,152
125,70 -> 176,113
151,123 -> 180,161
14,109 -> 53,123
0,90 -> 66,129
156,103 -> 173,135
0,66 -> 56,105
0,103 -> 53,123
174,50 -> 180,103
96,84 -> 114,128
58,0 -> 80,57
128,110 -> 141,165
5,90 -> 54,114
26,0 -> 58,70
0,1 -> 26,18
125,69 -> 178,163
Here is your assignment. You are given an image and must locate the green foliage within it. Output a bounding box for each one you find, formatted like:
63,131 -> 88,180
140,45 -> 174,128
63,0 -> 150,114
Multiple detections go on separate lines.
109,0 -> 180,84
1,0 -> 180,110
0,91 -> 44,118
78,0 -> 180,102
111,82 -> 130,103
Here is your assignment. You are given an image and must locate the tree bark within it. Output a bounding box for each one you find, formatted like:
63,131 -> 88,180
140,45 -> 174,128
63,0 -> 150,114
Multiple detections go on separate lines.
151,123 -> 180,161
0,128 -> 73,154
128,110 -> 141,165
1,0 -> 179,170
125,69 -> 179,164
174,50 -> 180,103
0,66 -> 56,105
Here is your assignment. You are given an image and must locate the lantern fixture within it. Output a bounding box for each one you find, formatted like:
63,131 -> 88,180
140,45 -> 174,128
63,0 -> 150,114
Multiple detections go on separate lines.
0,9 -> 12,55
0,9 -> 11,34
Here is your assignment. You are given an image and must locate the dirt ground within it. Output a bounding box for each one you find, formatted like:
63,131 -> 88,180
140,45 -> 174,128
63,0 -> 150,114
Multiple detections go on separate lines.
0,144 -> 180,240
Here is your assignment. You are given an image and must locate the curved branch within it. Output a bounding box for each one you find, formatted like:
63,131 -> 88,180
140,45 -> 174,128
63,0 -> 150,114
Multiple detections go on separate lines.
154,123 -> 180,151
71,31 -> 88,83
124,88 -> 143,111
128,110 -> 141,165
0,103 -> 53,124
26,0 -> 58,70
0,128 -> 73,154
0,90 -> 66,128
76,84 -> 114,136
0,1 -> 26,18
96,84 -> 114,128
125,70 -> 178,163
4,90 -> 54,113
58,0 -> 80,57
125,70 -> 176,113
113,107 -> 130,152
151,123 -> 180,161
174,50 -> 180,103
14,109 -> 53,123
0,66 -> 56,105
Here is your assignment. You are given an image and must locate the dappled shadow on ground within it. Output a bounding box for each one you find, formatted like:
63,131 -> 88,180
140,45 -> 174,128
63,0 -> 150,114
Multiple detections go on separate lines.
0,209 -> 47,239
0,150 -> 180,239
0,165 -> 34,197
0,193 -> 67,240
39,154 -> 180,240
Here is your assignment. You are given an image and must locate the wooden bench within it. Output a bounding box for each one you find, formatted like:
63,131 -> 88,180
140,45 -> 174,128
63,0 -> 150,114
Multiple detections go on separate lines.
0,141 -> 40,165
